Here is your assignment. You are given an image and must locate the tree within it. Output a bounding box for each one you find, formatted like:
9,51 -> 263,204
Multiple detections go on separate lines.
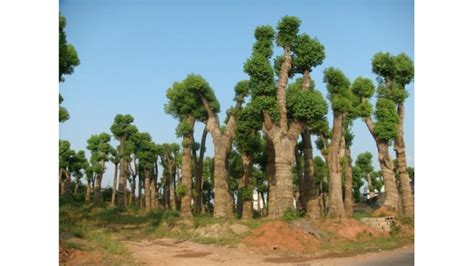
135,132 -> 159,212
320,67 -> 353,218
59,140 -> 75,195
354,152 -> 377,200
110,114 -> 138,210
70,150 -> 88,194
165,76 -> 213,218
84,164 -> 94,203
87,133 -> 112,206
243,17 -> 327,218
352,76 -> 400,214
59,14 -> 80,123
342,128 -> 355,216
313,155 -> 329,215
372,52 -> 414,216
191,77 -> 248,219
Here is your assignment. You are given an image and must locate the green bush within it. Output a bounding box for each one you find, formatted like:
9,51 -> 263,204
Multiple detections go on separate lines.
283,208 -> 300,221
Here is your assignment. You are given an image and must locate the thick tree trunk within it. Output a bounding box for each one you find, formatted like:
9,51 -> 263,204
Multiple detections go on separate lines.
170,171 -> 176,210
213,143 -> 233,218
237,173 -> 245,217
395,103 -> 414,216
376,140 -> 400,213
144,170 -> 151,212
343,146 -> 354,217
268,138 -> 296,219
181,132 -> 194,219
327,114 -> 347,218
110,163 -> 118,207
130,175 -> 136,205
85,180 -> 91,202
241,152 -> 254,220
118,137 -> 127,210
94,176 -> 102,206
194,128 -> 207,215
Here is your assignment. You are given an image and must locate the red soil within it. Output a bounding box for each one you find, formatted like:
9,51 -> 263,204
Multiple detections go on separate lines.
316,218 -> 384,240
243,221 -> 320,254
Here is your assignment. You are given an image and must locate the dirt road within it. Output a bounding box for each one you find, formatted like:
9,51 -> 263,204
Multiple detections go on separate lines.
122,238 -> 414,266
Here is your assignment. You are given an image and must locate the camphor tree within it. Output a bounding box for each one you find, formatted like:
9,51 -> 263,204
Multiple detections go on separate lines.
59,14 -> 80,123
244,17 -> 327,218
371,52 -> 414,216
59,140 -> 75,195
321,67 -> 353,218
342,127 -> 355,216
165,76 -> 214,218
87,133 -> 112,206
351,76 -> 400,214
70,150 -> 88,194
109,147 -> 120,206
135,132 -> 159,212
191,128 -> 208,215
191,78 -> 249,219
158,143 -> 181,210
110,114 -> 138,210
84,164 -> 94,203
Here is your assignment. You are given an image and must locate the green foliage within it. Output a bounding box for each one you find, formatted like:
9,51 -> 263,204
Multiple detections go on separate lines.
244,54 -> 275,97
182,74 -> 220,114
239,187 -> 253,201
313,155 -> 328,184
252,25 -> 275,58
276,16 -> 301,47
59,14 -> 80,82
286,79 -> 328,122
282,208 -> 300,221
59,95 -> 70,122
394,53 -> 414,86
135,132 -> 158,171
234,80 -> 250,99
371,52 -> 396,80
373,98 -> 398,141
235,105 -> 262,153
351,77 -> 375,98
176,183 -> 186,198
323,67 -> 352,114
110,114 -> 138,140
59,140 -> 75,170
87,133 -> 112,174
293,34 -> 325,73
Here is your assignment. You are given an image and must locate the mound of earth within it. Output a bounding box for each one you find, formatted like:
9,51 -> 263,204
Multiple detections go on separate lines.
316,218 -> 384,240
193,223 -> 250,238
243,221 -> 320,254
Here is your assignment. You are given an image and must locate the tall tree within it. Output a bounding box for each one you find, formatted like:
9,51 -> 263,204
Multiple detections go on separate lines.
352,76 -> 400,214
110,114 -> 138,211
59,14 -> 80,123
371,52 -> 414,216
87,133 -> 112,206
84,164 -> 94,203
135,132 -> 159,212
244,17 -> 327,218
321,67 -> 353,218
342,128 -> 355,216
191,78 -> 248,218
165,77 -> 212,218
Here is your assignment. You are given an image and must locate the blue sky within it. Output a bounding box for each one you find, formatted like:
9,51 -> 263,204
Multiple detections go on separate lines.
59,0 -> 414,186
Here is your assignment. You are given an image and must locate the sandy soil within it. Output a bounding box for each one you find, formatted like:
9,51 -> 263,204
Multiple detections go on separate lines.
122,238 -> 414,266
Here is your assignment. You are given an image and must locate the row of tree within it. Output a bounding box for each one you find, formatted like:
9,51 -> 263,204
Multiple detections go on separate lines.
59,15 -> 414,220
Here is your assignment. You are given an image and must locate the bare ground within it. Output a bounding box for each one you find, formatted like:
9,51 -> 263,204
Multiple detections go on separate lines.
122,238 -> 414,266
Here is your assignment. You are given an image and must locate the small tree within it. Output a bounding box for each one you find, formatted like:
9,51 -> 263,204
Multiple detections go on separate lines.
59,140 -> 75,195
87,133 -> 112,206
135,132 -> 159,212
70,150 -> 88,194
110,114 -> 138,210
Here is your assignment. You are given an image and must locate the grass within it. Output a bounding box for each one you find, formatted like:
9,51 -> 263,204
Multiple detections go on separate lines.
60,197 -> 413,262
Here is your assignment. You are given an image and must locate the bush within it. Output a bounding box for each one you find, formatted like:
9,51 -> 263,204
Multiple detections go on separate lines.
283,208 -> 300,221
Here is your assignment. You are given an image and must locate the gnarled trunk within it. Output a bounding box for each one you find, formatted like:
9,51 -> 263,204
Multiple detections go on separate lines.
110,163 -> 118,206
180,132 -> 194,219
376,140 -> 400,213
343,146 -> 353,217
241,152 -> 253,220
395,103 -> 414,216
327,114 -> 346,218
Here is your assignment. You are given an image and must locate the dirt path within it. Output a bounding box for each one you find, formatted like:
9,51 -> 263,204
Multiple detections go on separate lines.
122,238 -> 414,266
